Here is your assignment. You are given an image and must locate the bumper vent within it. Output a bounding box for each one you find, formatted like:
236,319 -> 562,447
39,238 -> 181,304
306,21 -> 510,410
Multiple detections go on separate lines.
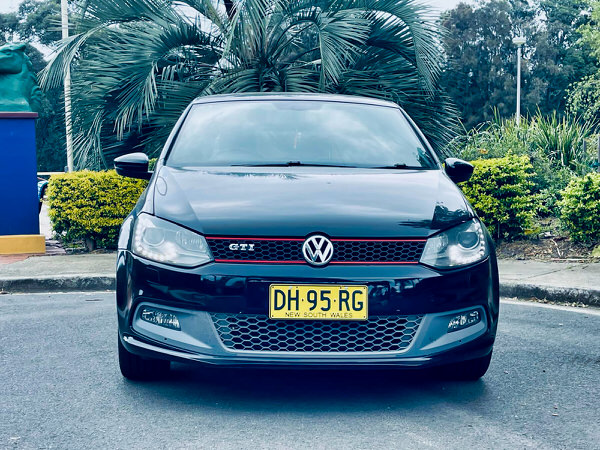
210,314 -> 423,352
206,237 -> 425,264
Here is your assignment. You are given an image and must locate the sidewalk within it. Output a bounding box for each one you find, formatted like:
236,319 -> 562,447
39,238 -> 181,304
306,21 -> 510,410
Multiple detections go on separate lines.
0,254 -> 115,293
498,260 -> 600,306
0,253 -> 598,306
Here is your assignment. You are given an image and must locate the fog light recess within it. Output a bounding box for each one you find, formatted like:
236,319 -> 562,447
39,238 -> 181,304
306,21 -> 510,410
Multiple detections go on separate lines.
140,307 -> 181,330
447,310 -> 480,333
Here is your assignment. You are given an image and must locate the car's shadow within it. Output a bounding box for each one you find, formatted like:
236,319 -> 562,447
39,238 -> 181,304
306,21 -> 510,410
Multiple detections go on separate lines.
120,363 -> 491,413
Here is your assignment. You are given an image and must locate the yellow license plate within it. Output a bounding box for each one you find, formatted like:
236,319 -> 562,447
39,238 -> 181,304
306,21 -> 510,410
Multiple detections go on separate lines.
269,284 -> 368,320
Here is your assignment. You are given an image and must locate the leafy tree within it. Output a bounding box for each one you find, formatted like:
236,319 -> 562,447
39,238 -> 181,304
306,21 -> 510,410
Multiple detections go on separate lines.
0,0 -> 63,45
440,1 -> 524,129
567,72 -> 600,122
568,0 -> 600,122
532,0 -> 596,114
441,0 -> 596,129
27,44 -> 67,172
579,0 -> 600,59
40,0 -> 458,169
0,12 -> 20,43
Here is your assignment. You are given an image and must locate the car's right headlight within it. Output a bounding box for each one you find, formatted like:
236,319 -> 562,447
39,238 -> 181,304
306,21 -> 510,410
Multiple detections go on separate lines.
420,219 -> 489,269
132,213 -> 212,267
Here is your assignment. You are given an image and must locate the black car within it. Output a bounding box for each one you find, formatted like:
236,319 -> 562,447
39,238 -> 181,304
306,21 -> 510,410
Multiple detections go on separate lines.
115,93 -> 499,381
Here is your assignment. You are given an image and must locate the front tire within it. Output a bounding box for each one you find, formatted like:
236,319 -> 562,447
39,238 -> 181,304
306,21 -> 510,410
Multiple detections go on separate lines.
118,335 -> 170,380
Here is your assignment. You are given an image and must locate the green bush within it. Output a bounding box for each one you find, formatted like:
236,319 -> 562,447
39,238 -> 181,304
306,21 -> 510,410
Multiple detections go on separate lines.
461,153 -> 536,240
447,112 -> 598,218
529,158 -> 574,217
448,113 -> 532,161
450,112 -> 595,176
558,173 -> 600,242
531,112 -> 596,174
47,170 -> 147,249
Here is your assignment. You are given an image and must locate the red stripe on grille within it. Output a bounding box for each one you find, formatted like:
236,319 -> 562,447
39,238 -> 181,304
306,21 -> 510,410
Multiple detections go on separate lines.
331,238 -> 426,242
330,261 -> 419,265
214,259 -> 419,265
214,259 -> 306,264
207,237 -> 304,241
208,237 -> 424,242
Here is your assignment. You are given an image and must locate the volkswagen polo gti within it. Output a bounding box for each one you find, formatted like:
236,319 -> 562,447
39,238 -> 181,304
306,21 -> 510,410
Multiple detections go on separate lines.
115,93 -> 499,381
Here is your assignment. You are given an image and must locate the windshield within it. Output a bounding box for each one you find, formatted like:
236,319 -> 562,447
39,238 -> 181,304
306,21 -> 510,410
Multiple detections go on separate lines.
166,100 -> 437,169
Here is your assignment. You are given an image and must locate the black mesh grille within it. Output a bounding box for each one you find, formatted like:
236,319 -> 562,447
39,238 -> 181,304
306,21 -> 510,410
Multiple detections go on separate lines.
207,239 -> 304,262
206,238 -> 425,264
210,313 -> 422,352
332,240 -> 425,262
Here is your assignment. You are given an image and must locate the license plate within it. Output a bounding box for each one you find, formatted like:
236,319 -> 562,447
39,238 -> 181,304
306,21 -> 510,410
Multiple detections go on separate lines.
269,284 -> 368,320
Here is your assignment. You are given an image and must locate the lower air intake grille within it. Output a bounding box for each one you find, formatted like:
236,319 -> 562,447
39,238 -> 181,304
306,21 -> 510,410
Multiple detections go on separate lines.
210,314 -> 423,352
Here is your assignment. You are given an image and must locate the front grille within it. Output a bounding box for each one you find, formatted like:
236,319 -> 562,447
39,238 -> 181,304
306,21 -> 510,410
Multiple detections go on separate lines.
210,313 -> 423,352
332,240 -> 424,262
206,237 -> 425,264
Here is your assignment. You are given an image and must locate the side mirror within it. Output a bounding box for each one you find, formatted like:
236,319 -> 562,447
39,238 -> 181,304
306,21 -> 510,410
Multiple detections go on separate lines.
114,153 -> 152,180
444,158 -> 474,184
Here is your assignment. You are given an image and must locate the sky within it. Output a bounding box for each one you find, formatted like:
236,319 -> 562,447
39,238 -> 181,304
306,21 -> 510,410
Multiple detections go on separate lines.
428,0 -> 468,13
0,0 -> 20,13
0,0 -> 469,15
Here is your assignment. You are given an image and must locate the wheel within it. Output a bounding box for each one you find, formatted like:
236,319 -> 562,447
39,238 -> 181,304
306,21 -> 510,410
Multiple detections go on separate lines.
118,335 -> 170,380
437,352 -> 492,381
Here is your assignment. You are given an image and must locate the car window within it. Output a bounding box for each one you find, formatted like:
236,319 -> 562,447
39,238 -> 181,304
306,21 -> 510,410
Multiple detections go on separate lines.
166,100 -> 437,169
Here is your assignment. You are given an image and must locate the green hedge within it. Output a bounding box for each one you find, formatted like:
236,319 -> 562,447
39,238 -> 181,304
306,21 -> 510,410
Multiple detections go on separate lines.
461,153 -> 536,240
47,170 -> 147,249
558,173 -> 600,242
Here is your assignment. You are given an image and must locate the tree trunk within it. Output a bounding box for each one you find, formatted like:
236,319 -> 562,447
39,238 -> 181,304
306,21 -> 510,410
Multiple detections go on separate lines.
84,237 -> 96,252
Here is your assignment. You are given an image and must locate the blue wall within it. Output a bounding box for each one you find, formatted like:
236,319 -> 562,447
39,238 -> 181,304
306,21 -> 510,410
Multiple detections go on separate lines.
0,116 -> 40,235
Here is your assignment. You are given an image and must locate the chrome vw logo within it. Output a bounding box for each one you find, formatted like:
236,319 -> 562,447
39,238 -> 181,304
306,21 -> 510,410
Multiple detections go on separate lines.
302,235 -> 334,266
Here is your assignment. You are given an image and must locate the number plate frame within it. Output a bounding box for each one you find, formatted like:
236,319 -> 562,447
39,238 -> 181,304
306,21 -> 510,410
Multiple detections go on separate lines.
268,284 -> 368,321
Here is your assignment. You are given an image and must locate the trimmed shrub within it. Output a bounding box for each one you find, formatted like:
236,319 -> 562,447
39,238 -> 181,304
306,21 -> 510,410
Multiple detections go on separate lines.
47,170 -> 147,249
558,173 -> 600,242
461,153 -> 536,240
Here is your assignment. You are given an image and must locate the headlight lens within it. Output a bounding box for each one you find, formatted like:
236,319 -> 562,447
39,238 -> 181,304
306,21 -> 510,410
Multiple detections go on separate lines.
420,219 -> 489,269
132,214 -> 212,267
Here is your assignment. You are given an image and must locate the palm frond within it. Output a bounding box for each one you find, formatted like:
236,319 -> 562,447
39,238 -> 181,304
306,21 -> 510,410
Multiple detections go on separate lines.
42,0 -> 458,168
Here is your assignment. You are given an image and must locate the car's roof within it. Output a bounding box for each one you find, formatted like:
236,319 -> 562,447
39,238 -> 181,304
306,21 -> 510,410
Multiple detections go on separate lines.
191,92 -> 399,108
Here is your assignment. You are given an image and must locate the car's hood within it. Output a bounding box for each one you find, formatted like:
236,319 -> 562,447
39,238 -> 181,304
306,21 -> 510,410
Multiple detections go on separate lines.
152,166 -> 473,238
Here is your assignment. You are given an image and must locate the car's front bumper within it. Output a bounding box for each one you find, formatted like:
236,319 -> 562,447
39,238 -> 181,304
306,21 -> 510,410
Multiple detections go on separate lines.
117,250 -> 499,368
121,304 -> 493,368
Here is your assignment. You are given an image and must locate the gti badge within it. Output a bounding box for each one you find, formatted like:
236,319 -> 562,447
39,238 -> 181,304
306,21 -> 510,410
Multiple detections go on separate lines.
229,243 -> 255,251
302,235 -> 334,266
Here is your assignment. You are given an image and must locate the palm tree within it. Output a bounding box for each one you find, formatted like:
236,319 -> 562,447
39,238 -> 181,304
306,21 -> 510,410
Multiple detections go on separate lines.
41,0 -> 457,169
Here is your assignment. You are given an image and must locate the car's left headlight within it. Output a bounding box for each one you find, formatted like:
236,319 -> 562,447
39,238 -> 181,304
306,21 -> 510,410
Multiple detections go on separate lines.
132,213 -> 213,267
420,219 -> 489,269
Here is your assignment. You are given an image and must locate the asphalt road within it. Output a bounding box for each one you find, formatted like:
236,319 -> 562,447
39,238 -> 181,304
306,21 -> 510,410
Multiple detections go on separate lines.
1,293 -> 599,450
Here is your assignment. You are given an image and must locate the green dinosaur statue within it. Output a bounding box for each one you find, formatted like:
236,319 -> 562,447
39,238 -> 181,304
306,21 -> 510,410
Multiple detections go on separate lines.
0,43 -> 42,113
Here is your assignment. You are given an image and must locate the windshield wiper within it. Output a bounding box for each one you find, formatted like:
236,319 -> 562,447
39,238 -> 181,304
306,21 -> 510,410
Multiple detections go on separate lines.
231,161 -> 357,168
372,163 -> 424,170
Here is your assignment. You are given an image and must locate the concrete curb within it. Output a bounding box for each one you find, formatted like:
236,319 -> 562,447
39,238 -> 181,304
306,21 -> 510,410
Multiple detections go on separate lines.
0,275 -> 115,294
1,275 -> 599,307
500,282 -> 600,307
